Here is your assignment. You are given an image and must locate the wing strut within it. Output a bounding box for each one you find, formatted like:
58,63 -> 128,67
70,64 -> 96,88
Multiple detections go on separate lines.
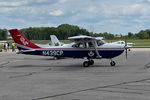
92,41 -> 101,59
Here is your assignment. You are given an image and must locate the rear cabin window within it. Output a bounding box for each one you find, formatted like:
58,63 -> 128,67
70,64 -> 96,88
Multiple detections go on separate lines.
73,43 -> 85,48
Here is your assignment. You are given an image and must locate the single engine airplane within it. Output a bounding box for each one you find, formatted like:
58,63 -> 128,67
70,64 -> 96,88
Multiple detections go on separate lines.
9,29 -> 129,67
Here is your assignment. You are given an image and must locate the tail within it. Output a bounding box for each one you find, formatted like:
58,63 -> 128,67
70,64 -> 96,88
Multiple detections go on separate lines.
9,29 -> 40,51
50,35 -> 63,46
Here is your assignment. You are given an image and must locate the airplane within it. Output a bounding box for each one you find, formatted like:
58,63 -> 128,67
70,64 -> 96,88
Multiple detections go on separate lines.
50,35 -> 63,46
9,29 -> 129,67
112,41 -> 134,48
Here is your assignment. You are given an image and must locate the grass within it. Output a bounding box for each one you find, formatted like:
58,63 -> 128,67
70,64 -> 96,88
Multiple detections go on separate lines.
0,39 -> 150,50
0,44 -> 3,49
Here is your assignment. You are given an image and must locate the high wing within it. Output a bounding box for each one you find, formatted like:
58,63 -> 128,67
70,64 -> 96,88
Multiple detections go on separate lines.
68,35 -> 106,44
95,37 -> 104,40
68,35 -> 94,39
68,35 -> 96,43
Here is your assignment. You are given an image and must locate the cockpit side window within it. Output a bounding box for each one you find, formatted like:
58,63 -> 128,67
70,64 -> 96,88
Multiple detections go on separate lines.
73,43 -> 85,48
88,42 -> 93,47
73,42 -> 94,48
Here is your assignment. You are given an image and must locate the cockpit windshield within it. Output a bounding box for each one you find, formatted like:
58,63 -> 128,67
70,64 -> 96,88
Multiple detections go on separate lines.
96,40 -> 105,46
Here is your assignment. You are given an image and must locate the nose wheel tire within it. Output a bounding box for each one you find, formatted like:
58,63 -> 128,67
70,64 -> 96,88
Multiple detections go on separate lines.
110,61 -> 116,66
83,61 -> 89,67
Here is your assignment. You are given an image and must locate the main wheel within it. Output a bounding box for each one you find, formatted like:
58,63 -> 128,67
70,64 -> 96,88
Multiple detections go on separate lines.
89,60 -> 94,65
110,61 -> 116,66
83,61 -> 89,67
128,49 -> 131,51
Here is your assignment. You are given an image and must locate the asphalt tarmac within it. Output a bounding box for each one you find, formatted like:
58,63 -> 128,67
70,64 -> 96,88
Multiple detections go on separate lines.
0,48 -> 150,100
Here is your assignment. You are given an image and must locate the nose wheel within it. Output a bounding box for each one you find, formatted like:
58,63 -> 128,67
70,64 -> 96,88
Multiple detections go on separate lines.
83,59 -> 94,67
110,60 -> 116,66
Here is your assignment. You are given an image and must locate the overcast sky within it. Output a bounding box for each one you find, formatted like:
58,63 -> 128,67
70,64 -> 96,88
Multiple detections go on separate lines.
1,0 -> 150,34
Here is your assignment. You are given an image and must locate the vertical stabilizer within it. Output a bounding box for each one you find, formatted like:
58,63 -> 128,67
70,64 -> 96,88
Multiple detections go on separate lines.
9,29 -> 40,50
50,35 -> 62,46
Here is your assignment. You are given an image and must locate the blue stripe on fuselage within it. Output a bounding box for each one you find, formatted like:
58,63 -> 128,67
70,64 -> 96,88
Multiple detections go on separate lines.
17,46 -> 29,51
16,45 -> 124,59
16,44 -> 30,51
24,49 -> 124,59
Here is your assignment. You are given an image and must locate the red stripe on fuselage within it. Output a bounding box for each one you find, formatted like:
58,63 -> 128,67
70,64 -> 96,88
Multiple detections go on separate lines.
9,29 -> 40,49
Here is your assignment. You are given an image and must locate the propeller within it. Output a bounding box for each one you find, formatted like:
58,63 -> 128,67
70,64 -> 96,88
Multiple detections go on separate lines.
125,40 -> 128,59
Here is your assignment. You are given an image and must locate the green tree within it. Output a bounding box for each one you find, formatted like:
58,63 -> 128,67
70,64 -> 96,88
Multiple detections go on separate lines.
0,29 -> 8,40
137,30 -> 149,39
128,32 -> 134,39
20,24 -> 90,40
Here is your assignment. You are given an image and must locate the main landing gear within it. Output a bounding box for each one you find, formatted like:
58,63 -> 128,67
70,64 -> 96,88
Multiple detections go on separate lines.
83,59 -> 94,67
83,59 -> 116,67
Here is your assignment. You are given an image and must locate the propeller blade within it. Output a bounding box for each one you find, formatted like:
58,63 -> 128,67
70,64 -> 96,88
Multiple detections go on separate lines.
125,48 -> 127,59
125,40 -> 127,46
125,40 -> 127,59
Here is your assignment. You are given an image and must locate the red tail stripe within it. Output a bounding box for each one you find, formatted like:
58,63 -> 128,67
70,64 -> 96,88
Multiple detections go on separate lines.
9,29 -> 40,49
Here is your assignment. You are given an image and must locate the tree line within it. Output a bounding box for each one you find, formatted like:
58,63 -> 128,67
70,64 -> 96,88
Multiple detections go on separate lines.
0,24 -> 150,40
20,24 -> 90,40
0,29 -> 7,40
91,30 -> 150,40
20,24 -> 150,40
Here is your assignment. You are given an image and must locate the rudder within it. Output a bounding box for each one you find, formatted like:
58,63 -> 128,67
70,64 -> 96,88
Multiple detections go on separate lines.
9,29 -> 40,51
